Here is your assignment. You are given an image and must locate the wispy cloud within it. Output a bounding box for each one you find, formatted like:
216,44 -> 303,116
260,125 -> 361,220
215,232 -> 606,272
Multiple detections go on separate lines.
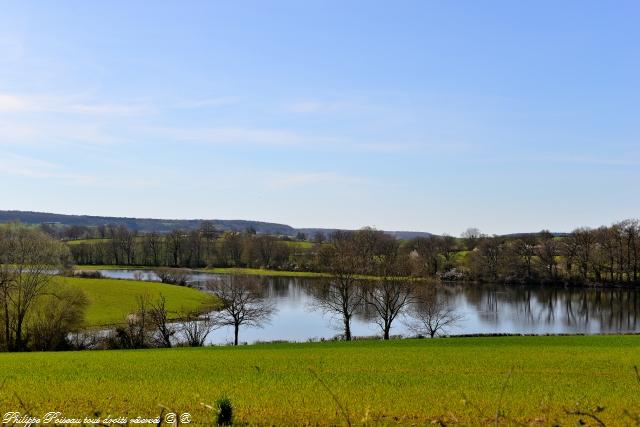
0,120 -> 125,147
265,171 -> 365,189
172,96 -> 240,109
0,93 -> 31,112
0,36 -> 25,61
286,99 -> 355,114
146,126 -> 339,148
0,153 -> 96,184
0,92 -> 152,116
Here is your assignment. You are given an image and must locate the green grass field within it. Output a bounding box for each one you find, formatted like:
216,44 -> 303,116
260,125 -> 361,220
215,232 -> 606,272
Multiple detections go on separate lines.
201,267 -> 329,278
0,336 -> 638,425
52,277 -> 217,327
74,265 -> 156,270
65,238 -> 112,246
74,265 -> 327,277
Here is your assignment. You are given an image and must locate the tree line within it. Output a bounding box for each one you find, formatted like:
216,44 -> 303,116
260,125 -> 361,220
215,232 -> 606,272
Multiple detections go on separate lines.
63,219 -> 640,285
67,223 -> 305,269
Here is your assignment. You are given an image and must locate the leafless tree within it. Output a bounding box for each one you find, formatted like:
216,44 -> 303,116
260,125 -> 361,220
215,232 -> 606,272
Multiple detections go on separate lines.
572,227 -> 596,281
180,311 -> 216,347
114,294 -> 152,349
207,275 -> 275,345
314,231 -> 363,340
148,295 -> 176,347
513,235 -> 537,279
407,286 -> 463,338
220,232 -> 243,266
411,236 -> 441,276
0,224 -> 71,351
536,231 -> 558,280
461,227 -> 483,250
365,241 -> 414,339
367,279 -> 414,340
143,232 -> 163,266
166,229 -> 185,267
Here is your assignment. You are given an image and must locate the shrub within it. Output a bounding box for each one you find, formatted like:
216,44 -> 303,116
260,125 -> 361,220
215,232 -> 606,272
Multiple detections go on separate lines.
74,270 -> 104,279
153,268 -> 190,286
215,395 -> 233,426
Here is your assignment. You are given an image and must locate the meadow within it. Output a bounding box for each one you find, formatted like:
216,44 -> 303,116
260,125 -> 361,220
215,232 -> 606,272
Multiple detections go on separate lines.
200,267 -> 329,278
52,277 -> 217,327
1,335 -> 638,425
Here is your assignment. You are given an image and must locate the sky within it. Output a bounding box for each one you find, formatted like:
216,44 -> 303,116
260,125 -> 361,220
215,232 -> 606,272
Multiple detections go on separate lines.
1,1 -> 639,235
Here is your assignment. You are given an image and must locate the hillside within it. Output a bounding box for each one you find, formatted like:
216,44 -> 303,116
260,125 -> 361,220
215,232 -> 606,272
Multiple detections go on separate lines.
0,210 -> 434,238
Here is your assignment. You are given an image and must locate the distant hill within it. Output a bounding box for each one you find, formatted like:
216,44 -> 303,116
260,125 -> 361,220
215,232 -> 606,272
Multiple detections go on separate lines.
0,210 -> 295,235
0,210 -> 434,238
298,228 -> 433,240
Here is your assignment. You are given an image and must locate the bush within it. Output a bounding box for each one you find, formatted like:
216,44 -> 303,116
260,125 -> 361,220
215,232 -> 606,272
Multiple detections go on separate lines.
74,270 -> 104,279
29,287 -> 89,351
153,268 -> 190,286
216,396 -> 233,426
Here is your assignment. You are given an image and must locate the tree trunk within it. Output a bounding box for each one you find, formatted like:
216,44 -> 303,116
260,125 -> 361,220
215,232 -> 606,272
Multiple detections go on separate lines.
15,318 -> 24,351
344,317 -> 351,341
234,324 -> 239,346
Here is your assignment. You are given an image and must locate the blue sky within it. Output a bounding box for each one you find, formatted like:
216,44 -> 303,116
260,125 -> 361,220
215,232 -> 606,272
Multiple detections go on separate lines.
1,1 -> 639,234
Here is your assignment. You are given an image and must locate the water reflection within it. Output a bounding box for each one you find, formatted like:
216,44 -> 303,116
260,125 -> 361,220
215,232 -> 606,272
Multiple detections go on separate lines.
95,270 -> 640,344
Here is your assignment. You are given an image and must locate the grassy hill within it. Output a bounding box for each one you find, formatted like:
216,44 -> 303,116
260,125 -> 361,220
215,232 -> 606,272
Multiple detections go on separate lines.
51,276 -> 217,327
0,335 -> 638,425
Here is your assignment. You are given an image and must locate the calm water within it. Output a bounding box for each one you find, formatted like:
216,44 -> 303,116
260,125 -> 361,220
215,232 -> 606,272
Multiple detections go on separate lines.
96,270 -> 640,345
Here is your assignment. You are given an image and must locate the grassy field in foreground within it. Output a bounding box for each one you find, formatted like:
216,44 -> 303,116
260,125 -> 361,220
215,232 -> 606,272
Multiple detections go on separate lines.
0,336 -> 639,425
53,277 -> 217,327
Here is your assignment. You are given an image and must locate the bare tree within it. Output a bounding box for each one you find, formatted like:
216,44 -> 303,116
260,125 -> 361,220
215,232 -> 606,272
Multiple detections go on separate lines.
513,235 -> 537,280
0,224 -> 71,351
180,311 -> 216,347
572,227 -> 596,281
461,228 -> 483,251
407,287 -> 463,338
148,295 -> 176,348
166,230 -> 185,267
314,231 -> 363,340
113,294 -> 152,349
365,241 -> 414,340
366,279 -> 414,340
207,275 -> 275,345
536,231 -> 558,280
411,236 -> 441,277
143,232 -> 163,266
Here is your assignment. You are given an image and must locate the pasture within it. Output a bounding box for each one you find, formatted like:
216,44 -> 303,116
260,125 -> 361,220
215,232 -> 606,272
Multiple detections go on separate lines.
52,277 -> 217,327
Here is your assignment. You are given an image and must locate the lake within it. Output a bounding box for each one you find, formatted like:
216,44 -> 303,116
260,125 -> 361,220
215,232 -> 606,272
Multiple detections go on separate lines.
96,270 -> 640,345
